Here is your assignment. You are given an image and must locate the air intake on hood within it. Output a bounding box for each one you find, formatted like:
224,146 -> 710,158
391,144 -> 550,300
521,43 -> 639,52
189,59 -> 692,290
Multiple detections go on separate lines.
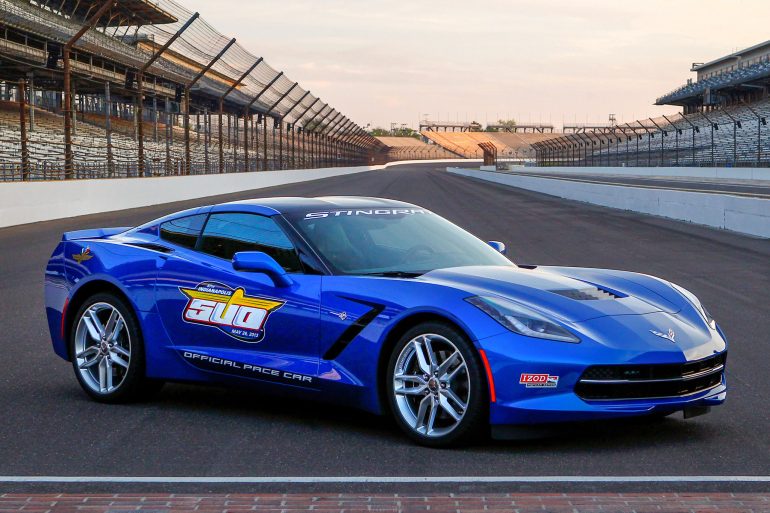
550,287 -> 620,301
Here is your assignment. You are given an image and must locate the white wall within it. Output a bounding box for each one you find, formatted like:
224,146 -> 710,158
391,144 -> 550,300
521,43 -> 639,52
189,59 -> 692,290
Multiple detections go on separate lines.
514,165 -> 770,181
448,167 -> 770,238
0,166 -> 372,229
0,159 -> 481,228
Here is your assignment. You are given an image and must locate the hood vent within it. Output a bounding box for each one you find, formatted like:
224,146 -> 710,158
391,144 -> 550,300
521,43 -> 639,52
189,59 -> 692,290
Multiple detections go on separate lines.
551,287 -> 620,301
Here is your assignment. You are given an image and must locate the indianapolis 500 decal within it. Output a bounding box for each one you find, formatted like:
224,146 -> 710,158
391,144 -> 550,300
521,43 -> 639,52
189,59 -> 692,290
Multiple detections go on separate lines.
179,281 -> 285,342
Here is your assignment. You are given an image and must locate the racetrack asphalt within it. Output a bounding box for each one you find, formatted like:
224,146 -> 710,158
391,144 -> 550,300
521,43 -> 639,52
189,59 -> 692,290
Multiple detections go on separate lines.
0,162 -> 769,492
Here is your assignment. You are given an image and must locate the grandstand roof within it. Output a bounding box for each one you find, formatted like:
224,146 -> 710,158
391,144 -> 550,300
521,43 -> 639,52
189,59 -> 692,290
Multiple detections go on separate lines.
656,59 -> 770,106
691,39 -> 770,72
657,39 -> 770,107
0,0 -> 379,147
52,0 -> 178,26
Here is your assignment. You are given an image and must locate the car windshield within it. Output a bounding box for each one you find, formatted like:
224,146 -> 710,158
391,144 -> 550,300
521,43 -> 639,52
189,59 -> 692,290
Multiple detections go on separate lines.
287,208 -> 513,275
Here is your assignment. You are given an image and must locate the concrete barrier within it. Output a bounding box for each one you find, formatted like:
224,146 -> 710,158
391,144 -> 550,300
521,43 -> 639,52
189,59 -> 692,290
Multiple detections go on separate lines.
512,165 -> 770,181
448,167 -> 770,238
0,166 -> 374,229
0,159 -> 481,229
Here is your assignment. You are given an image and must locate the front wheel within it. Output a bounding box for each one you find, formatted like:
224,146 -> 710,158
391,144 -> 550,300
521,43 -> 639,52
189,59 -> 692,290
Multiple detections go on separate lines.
69,292 -> 162,403
386,322 -> 487,447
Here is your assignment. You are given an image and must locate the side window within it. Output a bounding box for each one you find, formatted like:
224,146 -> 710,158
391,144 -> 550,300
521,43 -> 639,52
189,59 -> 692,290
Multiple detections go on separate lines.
200,212 -> 302,273
159,214 -> 206,249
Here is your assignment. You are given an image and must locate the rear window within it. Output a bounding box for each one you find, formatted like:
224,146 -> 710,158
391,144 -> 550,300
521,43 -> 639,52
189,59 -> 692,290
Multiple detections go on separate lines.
159,214 -> 206,249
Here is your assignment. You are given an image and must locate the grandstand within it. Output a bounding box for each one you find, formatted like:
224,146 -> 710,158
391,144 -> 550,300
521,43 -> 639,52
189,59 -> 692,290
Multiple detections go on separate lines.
657,40 -> 770,113
421,130 -> 560,160
0,0 -> 382,180
375,136 -> 457,161
534,40 -> 770,168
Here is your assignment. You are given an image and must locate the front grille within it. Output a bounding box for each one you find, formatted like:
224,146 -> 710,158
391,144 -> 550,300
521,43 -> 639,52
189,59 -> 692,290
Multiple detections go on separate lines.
575,352 -> 726,400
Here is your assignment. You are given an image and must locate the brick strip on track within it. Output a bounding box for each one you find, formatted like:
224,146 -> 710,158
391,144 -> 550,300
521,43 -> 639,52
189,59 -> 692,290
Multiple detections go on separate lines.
1,493 -> 769,513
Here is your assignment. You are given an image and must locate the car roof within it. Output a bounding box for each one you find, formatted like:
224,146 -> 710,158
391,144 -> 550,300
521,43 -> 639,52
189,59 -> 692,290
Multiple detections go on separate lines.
213,196 -> 420,215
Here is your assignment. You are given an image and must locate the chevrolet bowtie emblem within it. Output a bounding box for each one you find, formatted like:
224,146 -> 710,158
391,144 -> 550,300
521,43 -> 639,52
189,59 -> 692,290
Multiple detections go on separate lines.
650,328 -> 676,343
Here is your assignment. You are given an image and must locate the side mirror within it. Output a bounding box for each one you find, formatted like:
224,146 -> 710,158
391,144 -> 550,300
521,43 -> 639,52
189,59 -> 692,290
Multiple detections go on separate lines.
487,241 -> 506,255
232,251 -> 292,288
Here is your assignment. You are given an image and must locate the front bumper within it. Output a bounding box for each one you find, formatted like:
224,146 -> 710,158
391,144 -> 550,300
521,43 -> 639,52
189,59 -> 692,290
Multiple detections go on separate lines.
477,329 -> 727,427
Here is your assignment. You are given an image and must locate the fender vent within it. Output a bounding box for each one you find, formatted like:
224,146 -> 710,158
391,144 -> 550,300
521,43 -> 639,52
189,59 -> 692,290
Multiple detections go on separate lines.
551,287 -> 620,301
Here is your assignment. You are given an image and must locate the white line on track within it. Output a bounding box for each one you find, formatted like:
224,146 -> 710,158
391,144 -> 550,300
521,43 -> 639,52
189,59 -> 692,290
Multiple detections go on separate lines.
0,476 -> 769,483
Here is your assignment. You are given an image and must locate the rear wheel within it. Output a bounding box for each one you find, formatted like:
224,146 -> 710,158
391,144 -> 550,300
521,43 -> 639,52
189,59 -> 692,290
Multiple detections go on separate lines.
386,322 -> 487,447
69,292 -> 162,403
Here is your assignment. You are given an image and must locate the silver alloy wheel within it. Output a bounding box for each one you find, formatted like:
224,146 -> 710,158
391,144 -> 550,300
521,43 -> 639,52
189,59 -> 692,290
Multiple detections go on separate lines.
392,333 -> 470,437
73,302 -> 131,394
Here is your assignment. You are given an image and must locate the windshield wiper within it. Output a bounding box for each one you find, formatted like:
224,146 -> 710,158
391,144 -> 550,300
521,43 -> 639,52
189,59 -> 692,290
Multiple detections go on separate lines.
360,270 -> 426,278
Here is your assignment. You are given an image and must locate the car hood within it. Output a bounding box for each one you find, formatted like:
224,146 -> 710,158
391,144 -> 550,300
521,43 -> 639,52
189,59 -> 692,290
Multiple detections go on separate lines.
421,265 -> 682,323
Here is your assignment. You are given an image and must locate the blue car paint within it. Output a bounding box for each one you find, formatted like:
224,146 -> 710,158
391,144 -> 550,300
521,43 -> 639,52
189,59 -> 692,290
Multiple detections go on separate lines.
44,197 -> 727,428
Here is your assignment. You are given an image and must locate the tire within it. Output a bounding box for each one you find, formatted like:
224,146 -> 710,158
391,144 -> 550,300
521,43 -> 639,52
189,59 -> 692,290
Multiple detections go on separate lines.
386,321 -> 487,447
69,292 -> 163,403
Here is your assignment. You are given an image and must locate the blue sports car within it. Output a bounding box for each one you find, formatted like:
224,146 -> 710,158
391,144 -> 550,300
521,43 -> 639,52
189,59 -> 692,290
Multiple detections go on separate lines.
44,197 -> 727,446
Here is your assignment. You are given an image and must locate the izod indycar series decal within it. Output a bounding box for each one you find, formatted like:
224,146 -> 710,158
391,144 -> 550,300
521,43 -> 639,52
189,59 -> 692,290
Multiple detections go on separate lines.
179,281 -> 285,342
519,373 -> 560,388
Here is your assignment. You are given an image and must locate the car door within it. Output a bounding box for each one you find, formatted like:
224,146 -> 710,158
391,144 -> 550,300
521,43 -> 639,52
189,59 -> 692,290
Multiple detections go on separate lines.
155,211 -> 321,389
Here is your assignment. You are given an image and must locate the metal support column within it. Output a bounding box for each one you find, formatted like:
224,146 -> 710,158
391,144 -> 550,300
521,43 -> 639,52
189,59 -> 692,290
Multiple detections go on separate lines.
217,57 -> 262,173
184,37 -> 236,174
719,108 -> 741,166
647,118 -> 667,166
699,111 -> 717,167
63,0 -> 115,179
164,97 -> 171,175
18,79 -> 29,180
741,99 -> 764,166
662,115 -> 679,166
137,12 -> 199,176
243,113 -> 249,172
263,115 -> 268,171
262,82 -> 299,169
678,113 -> 698,166
278,90 -> 311,169
27,72 -> 34,132
203,107 -> 210,173
319,112 -> 344,166
105,81 -> 114,176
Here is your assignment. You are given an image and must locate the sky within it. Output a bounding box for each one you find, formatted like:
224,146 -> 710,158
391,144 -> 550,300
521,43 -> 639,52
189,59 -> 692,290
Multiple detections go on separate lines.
183,0 -> 770,130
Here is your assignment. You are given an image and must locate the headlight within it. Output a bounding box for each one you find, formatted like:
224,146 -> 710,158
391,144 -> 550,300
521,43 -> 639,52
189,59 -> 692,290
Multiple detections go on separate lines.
670,282 -> 716,329
467,296 -> 580,343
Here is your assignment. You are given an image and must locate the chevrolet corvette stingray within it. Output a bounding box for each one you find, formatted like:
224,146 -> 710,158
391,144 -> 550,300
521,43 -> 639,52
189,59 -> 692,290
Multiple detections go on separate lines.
44,196 -> 727,446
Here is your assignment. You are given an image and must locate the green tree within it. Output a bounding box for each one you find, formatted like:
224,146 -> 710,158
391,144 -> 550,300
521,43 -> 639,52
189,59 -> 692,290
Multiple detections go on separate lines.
369,127 -> 390,136
496,118 -> 517,130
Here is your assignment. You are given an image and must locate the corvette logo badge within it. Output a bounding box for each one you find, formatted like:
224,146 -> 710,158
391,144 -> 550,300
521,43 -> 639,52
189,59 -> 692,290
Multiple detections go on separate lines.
650,328 -> 676,343
72,247 -> 93,263
179,281 -> 285,343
